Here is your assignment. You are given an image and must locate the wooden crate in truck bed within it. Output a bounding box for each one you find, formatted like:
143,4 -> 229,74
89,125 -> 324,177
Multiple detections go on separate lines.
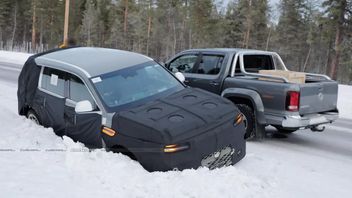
259,70 -> 306,84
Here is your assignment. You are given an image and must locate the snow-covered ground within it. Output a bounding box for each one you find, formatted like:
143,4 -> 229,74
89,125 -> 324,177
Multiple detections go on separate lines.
0,50 -> 31,65
0,51 -> 352,198
338,85 -> 352,119
0,81 -> 274,198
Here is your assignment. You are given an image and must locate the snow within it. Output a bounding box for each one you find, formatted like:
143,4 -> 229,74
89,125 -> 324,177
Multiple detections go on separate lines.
337,84 -> 352,119
0,81 -> 274,198
0,50 -> 32,65
0,50 -> 352,198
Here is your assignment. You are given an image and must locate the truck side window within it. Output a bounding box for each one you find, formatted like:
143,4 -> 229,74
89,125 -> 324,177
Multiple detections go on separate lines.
67,73 -> 96,108
41,67 -> 65,96
243,55 -> 274,73
169,54 -> 198,73
196,55 -> 224,75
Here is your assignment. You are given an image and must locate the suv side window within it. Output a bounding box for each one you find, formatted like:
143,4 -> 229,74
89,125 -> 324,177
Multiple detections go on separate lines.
67,73 -> 95,107
169,54 -> 198,73
41,67 -> 65,96
196,55 -> 224,75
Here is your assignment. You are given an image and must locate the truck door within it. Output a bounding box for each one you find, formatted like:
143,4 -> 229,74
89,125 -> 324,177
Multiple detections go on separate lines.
189,53 -> 225,94
166,53 -> 201,86
64,73 -> 102,148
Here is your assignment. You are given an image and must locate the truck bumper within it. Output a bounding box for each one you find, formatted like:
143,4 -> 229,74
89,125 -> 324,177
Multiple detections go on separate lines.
282,112 -> 339,128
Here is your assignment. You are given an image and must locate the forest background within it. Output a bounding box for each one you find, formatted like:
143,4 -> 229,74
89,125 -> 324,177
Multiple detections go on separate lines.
0,0 -> 351,82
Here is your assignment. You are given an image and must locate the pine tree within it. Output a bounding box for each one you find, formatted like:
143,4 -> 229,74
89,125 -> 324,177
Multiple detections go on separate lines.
275,0 -> 309,71
250,0 -> 269,49
222,0 -> 270,49
81,0 -> 100,46
323,0 -> 349,80
223,1 -> 244,48
189,0 -> 214,48
0,0 -> 12,42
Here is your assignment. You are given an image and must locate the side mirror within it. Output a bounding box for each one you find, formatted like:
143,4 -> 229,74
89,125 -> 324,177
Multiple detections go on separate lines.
75,100 -> 93,113
175,72 -> 185,83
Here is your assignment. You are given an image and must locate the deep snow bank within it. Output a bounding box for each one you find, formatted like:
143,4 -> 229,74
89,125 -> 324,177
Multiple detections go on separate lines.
0,81 -> 274,198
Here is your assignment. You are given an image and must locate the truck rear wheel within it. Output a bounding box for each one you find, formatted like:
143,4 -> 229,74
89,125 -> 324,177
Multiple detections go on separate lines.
236,104 -> 255,140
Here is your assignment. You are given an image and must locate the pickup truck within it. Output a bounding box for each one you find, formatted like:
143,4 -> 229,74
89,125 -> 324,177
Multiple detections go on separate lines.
165,48 -> 339,139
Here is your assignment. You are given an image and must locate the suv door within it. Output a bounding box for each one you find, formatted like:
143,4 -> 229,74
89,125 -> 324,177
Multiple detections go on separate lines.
64,73 -> 102,148
36,67 -> 67,135
189,53 -> 225,94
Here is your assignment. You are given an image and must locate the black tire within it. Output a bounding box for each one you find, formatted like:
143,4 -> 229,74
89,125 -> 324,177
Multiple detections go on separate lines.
26,110 -> 41,125
274,126 -> 298,134
236,104 -> 255,140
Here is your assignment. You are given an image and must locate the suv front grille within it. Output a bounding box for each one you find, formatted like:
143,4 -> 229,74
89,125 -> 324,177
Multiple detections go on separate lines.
201,146 -> 235,170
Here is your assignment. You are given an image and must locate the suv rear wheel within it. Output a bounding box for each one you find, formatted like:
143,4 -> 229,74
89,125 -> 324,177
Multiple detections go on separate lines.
236,104 -> 255,140
27,110 -> 41,125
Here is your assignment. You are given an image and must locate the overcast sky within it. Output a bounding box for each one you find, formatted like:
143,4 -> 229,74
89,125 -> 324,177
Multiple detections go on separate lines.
269,0 -> 281,22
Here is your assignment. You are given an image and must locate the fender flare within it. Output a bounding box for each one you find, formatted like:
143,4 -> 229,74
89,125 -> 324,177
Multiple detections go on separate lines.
221,88 -> 266,124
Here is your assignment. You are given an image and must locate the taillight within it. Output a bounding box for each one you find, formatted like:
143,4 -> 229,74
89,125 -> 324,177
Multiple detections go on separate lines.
286,91 -> 300,111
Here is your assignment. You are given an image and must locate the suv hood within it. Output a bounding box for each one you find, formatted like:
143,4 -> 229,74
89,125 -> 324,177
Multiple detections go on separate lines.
111,88 -> 238,144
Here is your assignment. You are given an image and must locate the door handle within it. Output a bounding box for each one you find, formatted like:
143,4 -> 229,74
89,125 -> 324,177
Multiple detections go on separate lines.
184,79 -> 190,83
209,81 -> 219,86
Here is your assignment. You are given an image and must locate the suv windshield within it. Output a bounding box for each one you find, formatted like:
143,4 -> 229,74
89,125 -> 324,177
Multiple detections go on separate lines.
92,61 -> 184,112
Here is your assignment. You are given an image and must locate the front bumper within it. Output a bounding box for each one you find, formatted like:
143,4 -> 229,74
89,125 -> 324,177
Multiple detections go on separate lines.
282,112 -> 339,128
135,120 -> 246,172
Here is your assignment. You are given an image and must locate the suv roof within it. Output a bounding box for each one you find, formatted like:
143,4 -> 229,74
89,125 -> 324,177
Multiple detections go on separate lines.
35,47 -> 153,77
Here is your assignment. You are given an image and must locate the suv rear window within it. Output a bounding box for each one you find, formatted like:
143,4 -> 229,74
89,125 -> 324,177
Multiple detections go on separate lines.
41,67 -> 65,96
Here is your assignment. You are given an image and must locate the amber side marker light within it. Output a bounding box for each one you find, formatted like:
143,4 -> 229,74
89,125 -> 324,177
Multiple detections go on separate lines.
164,144 -> 189,153
102,126 -> 117,137
234,113 -> 244,126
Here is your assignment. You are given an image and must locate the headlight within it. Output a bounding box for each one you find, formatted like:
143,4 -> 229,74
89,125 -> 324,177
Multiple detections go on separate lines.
163,144 -> 190,153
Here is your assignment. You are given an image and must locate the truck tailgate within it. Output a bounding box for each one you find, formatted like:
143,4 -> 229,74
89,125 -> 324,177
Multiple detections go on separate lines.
299,81 -> 338,115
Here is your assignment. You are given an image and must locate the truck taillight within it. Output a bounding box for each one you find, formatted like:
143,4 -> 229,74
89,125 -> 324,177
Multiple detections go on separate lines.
286,91 -> 300,111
